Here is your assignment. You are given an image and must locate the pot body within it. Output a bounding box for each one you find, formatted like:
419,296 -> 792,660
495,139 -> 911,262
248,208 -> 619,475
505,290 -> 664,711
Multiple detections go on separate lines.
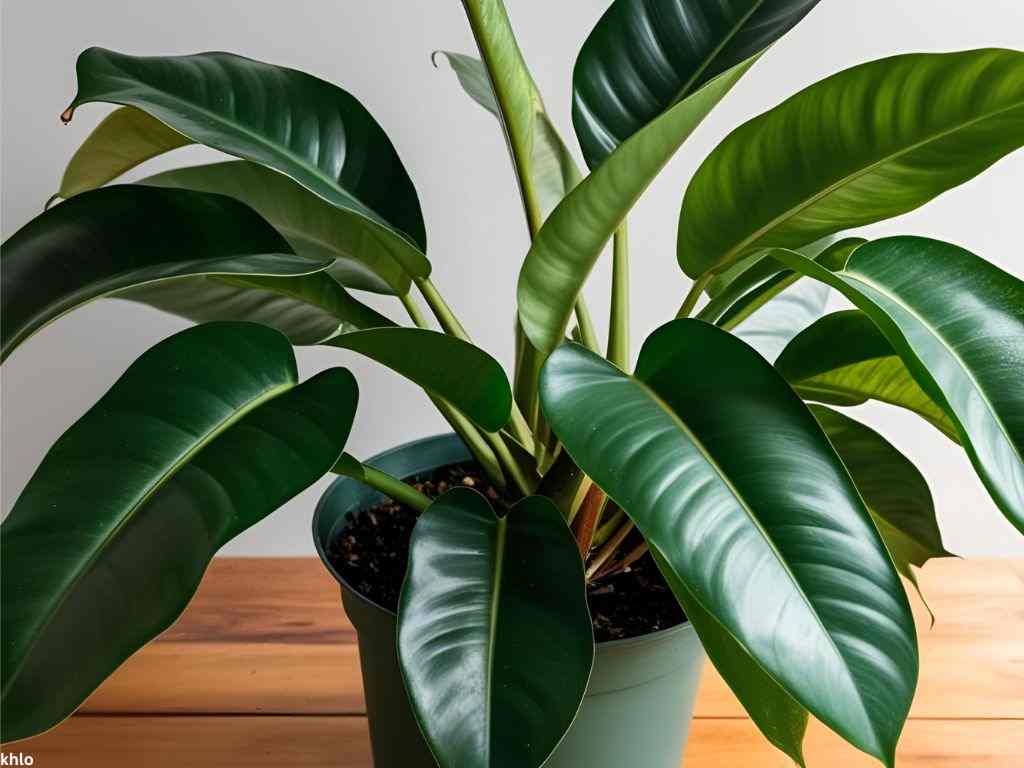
314,433 -> 705,768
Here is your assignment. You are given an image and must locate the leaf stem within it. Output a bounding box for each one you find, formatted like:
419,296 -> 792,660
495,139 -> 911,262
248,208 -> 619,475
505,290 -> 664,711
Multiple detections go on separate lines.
574,298 -> 600,353
607,222 -> 630,368
676,273 -> 711,318
330,455 -> 431,512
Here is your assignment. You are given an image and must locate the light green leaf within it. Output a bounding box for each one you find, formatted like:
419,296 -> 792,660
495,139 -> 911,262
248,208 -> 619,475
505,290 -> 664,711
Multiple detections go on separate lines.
678,48 -> 1024,276
777,309 -> 959,440
518,59 -> 756,356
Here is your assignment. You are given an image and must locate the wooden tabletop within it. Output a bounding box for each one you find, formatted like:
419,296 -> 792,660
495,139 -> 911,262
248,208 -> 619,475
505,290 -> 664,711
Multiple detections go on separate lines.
7,558 -> 1023,766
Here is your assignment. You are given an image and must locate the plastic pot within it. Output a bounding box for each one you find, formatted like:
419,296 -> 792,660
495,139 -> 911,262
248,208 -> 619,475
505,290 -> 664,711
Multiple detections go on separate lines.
313,433 -> 705,768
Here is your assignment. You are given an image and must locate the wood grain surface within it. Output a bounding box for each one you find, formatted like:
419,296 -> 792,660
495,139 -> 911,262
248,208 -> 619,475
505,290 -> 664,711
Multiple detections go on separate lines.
5,557 -> 1022,766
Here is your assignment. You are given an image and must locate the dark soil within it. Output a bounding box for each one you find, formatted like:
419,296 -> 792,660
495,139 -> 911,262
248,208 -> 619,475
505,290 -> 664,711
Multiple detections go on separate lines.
325,462 -> 685,642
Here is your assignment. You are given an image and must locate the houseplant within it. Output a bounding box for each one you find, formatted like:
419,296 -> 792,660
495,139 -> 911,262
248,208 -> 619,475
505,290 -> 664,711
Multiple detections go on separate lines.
2,0 -> 1022,766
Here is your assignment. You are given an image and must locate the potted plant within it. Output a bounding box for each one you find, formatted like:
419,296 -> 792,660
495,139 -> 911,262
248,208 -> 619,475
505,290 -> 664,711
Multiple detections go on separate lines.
2,0 -> 1022,765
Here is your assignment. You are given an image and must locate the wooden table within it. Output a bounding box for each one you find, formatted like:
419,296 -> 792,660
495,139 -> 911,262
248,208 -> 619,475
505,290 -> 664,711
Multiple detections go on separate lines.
8,558 -> 1023,766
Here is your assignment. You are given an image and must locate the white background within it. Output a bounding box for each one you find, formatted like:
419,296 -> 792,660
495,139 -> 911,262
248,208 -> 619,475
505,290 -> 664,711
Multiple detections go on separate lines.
2,0 -> 1023,555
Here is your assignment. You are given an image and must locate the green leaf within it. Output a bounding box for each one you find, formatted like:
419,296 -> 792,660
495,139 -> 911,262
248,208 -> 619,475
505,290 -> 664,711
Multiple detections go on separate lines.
518,59 -> 756,355
0,185 -> 326,360
64,48 -> 429,275
678,48 -> 1024,276
1,322 -> 358,741
398,488 -> 593,768
774,237 -> 1024,532
435,40 -> 580,227
116,272 -> 394,346
809,405 -> 952,610
141,161 -> 413,295
325,328 -> 512,432
572,0 -> 820,168
541,321 -> 917,766
52,106 -> 190,201
777,310 -> 959,440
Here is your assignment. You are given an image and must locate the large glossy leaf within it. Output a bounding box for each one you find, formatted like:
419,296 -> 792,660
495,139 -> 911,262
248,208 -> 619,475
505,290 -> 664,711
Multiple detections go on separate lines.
0,185 -> 326,360
459,2 -> 581,231
52,106 -> 189,202
777,310 -> 958,440
518,59 -> 755,355
678,48 -> 1024,276
141,161 -> 411,294
1,322 -> 358,741
774,237 -> 1024,532
325,328 -> 512,432
810,406 -> 951,590
572,0 -> 820,168
64,48 -> 429,275
398,488 -> 593,768
540,321 -> 917,766
116,273 -> 394,346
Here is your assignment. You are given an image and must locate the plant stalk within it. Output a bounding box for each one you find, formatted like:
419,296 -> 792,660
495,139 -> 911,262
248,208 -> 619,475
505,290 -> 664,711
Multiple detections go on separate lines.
676,273 -> 711,318
331,457 -> 432,512
607,222 -> 630,368
586,511 -> 634,580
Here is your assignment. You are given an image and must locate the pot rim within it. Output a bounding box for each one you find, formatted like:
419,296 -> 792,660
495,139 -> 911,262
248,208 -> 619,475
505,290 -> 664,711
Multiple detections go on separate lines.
312,432 -> 694,650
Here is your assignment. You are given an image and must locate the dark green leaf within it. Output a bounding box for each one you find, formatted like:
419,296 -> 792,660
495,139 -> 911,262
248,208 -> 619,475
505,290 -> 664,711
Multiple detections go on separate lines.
141,161 -> 414,294
518,59 -> 755,355
1,322 -> 358,741
0,185 -> 325,360
774,237 -> 1024,533
777,310 -> 958,440
573,0 -> 820,168
325,328 -> 512,432
117,272 -> 394,346
541,322 -> 917,766
678,48 -> 1024,276
65,48 -> 428,273
810,405 -> 951,606
398,488 -> 593,768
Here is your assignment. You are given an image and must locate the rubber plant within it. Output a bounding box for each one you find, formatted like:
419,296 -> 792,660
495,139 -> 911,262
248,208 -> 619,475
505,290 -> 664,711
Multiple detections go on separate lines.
2,1 -> 1022,765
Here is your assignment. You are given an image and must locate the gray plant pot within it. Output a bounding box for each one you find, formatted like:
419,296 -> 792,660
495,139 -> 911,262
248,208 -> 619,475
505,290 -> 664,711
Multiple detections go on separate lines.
313,433 -> 705,768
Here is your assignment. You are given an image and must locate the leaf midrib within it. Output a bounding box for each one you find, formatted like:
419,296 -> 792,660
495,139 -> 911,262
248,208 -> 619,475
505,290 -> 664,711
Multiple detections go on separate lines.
7,377 -> 294,698
718,96 -> 1024,267
484,514 -> 508,757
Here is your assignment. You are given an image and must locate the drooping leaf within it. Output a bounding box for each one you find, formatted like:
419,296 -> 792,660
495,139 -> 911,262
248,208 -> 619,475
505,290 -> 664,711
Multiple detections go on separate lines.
774,237 -> 1024,532
1,322 -> 358,741
116,272 -> 394,346
572,0 -> 820,168
810,405 -> 952,610
52,106 -> 190,201
541,321 -> 917,766
141,161 -> 414,294
678,48 -> 1024,276
518,59 -> 756,355
64,48 -> 429,275
398,488 -> 593,768
776,310 -> 958,440
325,328 -> 512,432
0,185 -> 326,360
458,2 -> 582,231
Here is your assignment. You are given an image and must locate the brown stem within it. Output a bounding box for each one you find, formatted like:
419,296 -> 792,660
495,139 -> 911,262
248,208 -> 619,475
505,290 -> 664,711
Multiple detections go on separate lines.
572,484 -> 605,558
594,539 -> 649,581
585,512 -> 634,581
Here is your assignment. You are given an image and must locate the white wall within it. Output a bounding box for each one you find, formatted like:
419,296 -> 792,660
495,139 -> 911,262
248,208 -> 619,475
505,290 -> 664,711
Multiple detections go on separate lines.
2,0 -> 1022,555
